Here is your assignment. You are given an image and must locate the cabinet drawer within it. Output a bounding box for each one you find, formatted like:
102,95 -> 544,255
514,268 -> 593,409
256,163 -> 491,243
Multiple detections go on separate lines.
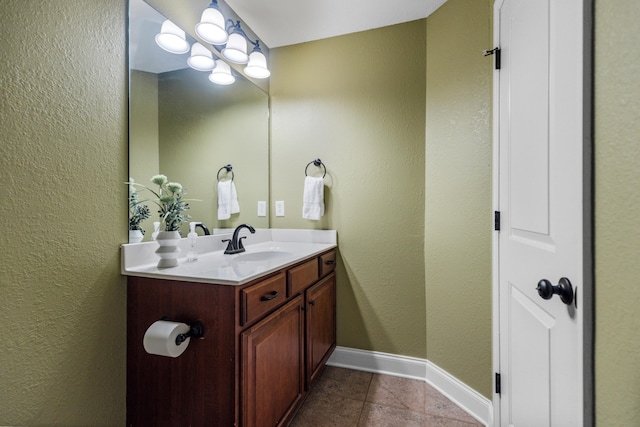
288,258 -> 319,296
242,273 -> 287,325
319,251 -> 336,277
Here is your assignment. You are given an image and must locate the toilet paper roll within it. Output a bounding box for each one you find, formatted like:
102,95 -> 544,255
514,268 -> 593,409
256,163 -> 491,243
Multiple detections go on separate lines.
143,320 -> 191,358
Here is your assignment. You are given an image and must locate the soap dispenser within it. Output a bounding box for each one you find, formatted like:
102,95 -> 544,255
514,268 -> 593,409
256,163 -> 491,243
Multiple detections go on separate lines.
187,222 -> 199,262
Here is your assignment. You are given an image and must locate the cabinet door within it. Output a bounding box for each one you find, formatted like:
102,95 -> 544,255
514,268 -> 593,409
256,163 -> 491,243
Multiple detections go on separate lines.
305,272 -> 336,386
241,296 -> 304,427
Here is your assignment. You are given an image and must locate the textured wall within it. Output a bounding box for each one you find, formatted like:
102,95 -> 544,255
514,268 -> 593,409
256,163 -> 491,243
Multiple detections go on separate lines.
594,0 -> 640,424
425,0 -> 493,397
270,21 -> 427,358
0,0 -> 128,425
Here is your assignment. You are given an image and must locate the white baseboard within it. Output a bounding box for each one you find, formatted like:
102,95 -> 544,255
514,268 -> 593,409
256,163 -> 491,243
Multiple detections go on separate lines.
327,346 -> 493,426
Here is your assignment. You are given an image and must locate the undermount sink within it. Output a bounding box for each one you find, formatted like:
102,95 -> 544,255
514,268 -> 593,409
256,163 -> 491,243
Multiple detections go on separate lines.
232,250 -> 293,262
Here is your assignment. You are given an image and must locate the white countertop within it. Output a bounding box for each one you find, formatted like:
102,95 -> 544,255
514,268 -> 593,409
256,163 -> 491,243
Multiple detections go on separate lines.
121,229 -> 337,285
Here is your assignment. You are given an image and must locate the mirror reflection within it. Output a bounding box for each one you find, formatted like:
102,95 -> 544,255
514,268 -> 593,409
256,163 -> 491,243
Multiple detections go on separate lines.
129,0 -> 270,240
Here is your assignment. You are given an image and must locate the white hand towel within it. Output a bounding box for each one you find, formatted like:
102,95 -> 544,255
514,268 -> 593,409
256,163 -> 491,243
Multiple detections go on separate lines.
230,180 -> 240,214
218,180 -> 240,220
302,176 -> 324,220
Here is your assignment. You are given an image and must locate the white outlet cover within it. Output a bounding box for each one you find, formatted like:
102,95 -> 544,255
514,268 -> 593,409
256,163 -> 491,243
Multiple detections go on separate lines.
257,201 -> 267,217
275,200 -> 285,217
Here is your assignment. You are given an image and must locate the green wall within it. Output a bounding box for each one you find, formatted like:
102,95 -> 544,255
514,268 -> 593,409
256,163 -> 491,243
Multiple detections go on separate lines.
270,20 -> 428,358
129,70 -> 160,236
594,0 -> 640,424
425,0 -> 493,397
270,0 -> 493,398
157,68 -> 270,232
130,70 -> 160,187
0,0 -> 127,425
130,68 -> 270,237
129,70 -> 160,206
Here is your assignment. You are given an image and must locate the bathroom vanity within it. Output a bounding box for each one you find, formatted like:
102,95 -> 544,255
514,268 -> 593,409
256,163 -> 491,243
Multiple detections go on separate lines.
122,230 -> 337,427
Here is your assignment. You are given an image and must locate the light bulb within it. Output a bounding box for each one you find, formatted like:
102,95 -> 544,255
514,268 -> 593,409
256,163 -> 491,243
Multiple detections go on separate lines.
155,20 -> 189,54
187,43 -> 215,71
244,51 -> 270,79
209,60 -> 235,85
195,7 -> 228,45
222,33 -> 249,64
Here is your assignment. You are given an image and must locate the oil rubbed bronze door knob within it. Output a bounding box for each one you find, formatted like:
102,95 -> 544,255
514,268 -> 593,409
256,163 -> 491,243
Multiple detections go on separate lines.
536,277 -> 574,305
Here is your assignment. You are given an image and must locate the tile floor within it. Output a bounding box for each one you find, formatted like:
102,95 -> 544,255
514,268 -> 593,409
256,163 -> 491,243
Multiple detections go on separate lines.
289,366 -> 484,427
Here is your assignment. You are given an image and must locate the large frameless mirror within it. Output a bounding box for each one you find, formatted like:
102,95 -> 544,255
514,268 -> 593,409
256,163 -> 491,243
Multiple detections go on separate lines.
128,0 -> 270,240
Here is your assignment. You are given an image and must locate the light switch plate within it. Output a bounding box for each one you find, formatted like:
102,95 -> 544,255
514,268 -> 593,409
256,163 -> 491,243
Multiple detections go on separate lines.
275,200 -> 285,217
257,201 -> 267,217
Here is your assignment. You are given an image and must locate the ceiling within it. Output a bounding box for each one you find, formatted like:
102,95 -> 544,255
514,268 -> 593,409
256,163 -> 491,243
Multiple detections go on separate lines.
225,0 -> 448,48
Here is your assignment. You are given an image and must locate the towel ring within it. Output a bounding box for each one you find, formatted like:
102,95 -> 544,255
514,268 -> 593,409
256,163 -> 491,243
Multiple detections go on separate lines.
305,158 -> 326,178
217,164 -> 234,182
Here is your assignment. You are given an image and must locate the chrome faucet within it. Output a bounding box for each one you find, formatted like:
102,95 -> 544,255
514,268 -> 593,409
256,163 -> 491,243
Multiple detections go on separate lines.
223,223 -> 255,254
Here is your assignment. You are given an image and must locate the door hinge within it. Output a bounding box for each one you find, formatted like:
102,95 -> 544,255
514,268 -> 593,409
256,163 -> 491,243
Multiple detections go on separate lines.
494,211 -> 501,231
495,372 -> 501,394
483,47 -> 501,70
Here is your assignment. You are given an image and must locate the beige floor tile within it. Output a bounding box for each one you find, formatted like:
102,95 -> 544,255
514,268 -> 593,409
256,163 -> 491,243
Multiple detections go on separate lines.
358,402 -> 481,427
358,402 -> 429,427
289,390 -> 364,427
289,367 -> 484,427
314,366 -> 373,401
424,383 -> 482,425
366,374 -> 426,413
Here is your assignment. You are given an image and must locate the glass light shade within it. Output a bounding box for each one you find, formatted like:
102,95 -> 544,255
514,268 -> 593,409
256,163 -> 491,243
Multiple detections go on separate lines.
222,33 -> 249,64
244,51 -> 271,79
155,20 -> 190,54
195,8 -> 228,45
209,60 -> 235,85
187,43 -> 215,71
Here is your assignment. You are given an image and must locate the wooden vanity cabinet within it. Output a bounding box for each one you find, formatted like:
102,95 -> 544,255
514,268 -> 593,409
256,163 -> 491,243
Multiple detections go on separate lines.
305,273 -> 336,386
241,296 -> 305,427
126,249 -> 336,427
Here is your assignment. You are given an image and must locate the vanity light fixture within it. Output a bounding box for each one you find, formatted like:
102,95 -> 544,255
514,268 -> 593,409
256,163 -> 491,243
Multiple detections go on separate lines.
244,40 -> 270,79
187,42 -> 215,71
222,21 -> 249,64
209,59 -> 235,85
195,0 -> 228,46
155,19 -> 190,54
158,9 -> 270,80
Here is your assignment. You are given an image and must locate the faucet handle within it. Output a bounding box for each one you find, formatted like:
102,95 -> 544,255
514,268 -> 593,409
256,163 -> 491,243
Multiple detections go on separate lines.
238,236 -> 247,252
222,238 -> 234,254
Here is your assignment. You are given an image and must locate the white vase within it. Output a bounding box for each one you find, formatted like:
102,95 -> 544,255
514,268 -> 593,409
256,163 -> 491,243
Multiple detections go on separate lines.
155,231 -> 181,268
129,229 -> 144,243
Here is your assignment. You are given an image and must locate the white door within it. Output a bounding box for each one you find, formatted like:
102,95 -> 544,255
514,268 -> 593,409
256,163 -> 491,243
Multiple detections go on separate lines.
495,0 -> 590,426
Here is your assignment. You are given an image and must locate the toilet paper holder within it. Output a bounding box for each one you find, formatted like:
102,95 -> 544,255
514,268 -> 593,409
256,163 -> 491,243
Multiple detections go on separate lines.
162,318 -> 205,345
